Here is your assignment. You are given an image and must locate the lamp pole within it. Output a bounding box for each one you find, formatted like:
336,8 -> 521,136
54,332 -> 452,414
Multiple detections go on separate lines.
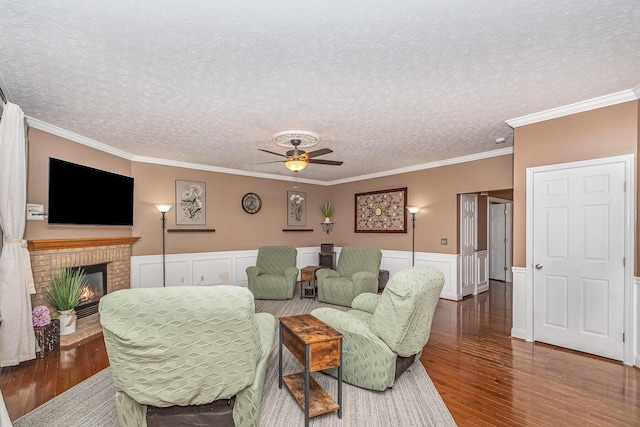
407,207 -> 420,267
155,205 -> 172,287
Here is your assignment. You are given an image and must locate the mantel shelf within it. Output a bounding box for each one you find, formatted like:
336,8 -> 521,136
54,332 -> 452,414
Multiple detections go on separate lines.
282,229 -> 314,232
27,237 -> 140,251
167,229 -> 215,233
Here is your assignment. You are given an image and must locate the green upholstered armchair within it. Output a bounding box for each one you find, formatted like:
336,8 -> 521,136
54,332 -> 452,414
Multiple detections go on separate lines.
311,266 -> 445,391
246,246 -> 298,300
316,246 -> 382,306
99,286 -> 276,427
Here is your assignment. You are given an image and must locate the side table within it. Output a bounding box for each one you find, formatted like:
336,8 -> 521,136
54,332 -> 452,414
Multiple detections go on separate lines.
279,314 -> 343,427
299,266 -> 322,300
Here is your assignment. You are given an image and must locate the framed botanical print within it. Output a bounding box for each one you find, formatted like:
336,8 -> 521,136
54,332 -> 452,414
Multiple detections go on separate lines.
176,180 -> 206,225
287,191 -> 306,226
354,187 -> 407,233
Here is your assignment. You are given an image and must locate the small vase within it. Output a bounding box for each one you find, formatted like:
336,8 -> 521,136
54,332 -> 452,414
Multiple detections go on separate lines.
58,309 -> 77,335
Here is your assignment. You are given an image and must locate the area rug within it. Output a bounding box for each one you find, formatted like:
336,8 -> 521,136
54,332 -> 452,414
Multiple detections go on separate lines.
14,294 -> 456,426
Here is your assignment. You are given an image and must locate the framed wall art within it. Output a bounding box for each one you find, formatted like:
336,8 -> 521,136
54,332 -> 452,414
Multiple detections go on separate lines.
354,187 -> 407,233
176,180 -> 206,225
287,190 -> 306,226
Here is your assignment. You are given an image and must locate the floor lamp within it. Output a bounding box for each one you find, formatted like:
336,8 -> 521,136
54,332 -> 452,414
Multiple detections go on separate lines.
407,206 -> 420,266
155,204 -> 172,286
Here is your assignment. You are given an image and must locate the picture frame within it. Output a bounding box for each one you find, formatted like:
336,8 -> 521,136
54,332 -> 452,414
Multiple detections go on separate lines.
287,190 -> 306,226
354,187 -> 407,233
176,180 -> 206,225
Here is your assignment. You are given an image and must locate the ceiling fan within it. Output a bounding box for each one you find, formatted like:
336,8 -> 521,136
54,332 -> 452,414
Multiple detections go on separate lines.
257,139 -> 344,173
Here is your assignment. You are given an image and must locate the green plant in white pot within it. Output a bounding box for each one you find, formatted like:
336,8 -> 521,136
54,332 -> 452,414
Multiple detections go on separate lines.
47,267 -> 88,335
321,201 -> 334,223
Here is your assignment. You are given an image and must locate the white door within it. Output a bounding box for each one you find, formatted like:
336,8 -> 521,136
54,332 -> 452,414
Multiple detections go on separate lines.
532,162 -> 625,360
459,193 -> 477,297
489,203 -> 507,281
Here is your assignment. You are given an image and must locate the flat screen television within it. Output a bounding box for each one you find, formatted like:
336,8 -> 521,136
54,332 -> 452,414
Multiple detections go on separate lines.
48,158 -> 134,225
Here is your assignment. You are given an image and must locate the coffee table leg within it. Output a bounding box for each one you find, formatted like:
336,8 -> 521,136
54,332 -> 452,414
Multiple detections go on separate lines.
305,344 -> 310,427
278,324 -> 283,389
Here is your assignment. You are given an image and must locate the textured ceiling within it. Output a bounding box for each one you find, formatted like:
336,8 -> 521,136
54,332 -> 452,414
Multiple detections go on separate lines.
1,0 -> 639,183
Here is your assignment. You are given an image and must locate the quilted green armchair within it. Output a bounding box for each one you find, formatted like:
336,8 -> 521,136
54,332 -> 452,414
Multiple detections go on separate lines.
99,286 -> 276,427
311,266 -> 445,391
316,246 -> 382,306
246,246 -> 298,300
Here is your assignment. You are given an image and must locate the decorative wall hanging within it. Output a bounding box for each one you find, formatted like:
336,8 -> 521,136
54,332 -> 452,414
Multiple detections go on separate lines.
287,190 -> 306,226
354,187 -> 407,233
176,180 -> 206,225
242,192 -> 262,214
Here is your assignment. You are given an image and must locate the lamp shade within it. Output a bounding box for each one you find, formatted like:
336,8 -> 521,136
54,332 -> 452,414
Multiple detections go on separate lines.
155,204 -> 173,213
407,206 -> 420,214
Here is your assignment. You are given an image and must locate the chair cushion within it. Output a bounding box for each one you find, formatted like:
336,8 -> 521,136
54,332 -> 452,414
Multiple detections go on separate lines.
335,247 -> 381,278
256,246 -> 297,275
370,266 -> 444,356
100,286 -> 262,407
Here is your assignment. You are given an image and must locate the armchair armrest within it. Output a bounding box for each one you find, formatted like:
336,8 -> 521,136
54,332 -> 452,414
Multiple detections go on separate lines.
245,266 -> 263,282
284,266 -> 299,282
351,293 -> 380,314
351,271 -> 378,295
316,268 -> 339,281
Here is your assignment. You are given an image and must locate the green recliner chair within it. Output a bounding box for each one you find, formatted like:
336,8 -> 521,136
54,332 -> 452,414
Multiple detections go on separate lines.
316,246 -> 382,306
246,246 -> 298,300
311,265 -> 445,391
99,286 -> 276,427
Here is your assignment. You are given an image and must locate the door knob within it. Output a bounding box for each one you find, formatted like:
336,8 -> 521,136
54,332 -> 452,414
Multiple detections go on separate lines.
535,264 -> 543,270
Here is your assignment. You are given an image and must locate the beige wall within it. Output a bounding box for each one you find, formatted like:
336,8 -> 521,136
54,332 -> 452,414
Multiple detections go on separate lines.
25,126 -> 513,257
326,155 -> 513,254
512,100 -> 639,271
25,128 -> 134,240
131,162 -> 330,255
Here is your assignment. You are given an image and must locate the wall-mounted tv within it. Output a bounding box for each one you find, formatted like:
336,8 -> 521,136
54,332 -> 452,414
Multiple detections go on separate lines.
48,158 -> 134,226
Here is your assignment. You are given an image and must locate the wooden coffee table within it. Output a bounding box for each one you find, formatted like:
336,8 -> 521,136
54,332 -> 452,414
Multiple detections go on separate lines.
279,314 -> 343,426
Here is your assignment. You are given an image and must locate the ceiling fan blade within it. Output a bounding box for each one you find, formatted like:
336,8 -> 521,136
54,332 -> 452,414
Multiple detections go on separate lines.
306,148 -> 333,158
308,159 -> 343,166
250,160 -> 286,165
258,148 -> 287,157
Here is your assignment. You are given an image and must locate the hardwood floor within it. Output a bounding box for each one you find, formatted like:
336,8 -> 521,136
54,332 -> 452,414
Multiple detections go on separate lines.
1,280 -> 638,425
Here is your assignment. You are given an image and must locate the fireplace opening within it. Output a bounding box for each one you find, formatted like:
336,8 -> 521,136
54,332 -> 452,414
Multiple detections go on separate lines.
73,263 -> 108,319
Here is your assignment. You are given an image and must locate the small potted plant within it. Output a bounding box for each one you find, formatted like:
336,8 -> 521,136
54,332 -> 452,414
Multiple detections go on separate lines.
47,267 -> 88,335
321,201 -> 334,223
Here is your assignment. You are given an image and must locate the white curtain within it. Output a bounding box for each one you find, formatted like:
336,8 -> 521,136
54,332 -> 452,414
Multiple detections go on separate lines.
0,102 -> 36,366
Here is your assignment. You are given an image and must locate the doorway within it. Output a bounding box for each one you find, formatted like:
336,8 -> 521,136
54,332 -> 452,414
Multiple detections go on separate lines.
488,199 -> 513,282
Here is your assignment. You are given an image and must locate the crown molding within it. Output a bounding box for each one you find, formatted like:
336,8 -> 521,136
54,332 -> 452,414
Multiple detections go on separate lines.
326,147 -> 514,185
131,155 -> 324,185
505,87 -> 640,128
27,116 -> 135,160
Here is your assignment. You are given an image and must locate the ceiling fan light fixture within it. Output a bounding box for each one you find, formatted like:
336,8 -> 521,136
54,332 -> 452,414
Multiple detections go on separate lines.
285,158 -> 308,173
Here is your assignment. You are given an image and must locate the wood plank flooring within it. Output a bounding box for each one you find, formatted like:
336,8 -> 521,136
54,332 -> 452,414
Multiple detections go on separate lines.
1,281 -> 638,425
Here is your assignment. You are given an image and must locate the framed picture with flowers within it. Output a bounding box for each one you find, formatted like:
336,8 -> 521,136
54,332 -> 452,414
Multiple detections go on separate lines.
287,191 -> 306,226
176,180 -> 206,225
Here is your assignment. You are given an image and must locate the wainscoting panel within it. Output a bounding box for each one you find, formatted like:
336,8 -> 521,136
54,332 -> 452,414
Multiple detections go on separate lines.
511,266 -> 528,340
131,247 -> 459,300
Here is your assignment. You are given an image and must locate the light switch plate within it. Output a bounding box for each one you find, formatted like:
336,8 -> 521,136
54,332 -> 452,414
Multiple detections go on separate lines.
27,203 -> 45,220
440,238 -> 448,245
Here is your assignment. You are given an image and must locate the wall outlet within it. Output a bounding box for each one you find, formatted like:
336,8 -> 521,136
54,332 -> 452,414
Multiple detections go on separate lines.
440,238 -> 448,245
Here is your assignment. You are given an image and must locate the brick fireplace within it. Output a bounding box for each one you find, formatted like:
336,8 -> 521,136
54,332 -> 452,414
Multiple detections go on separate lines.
27,236 -> 139,346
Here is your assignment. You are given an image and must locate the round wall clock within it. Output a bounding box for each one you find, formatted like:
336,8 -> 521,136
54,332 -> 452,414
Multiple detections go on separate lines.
242,192 -> 262,214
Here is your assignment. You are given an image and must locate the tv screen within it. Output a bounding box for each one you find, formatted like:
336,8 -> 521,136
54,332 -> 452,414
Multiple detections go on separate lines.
48,158 -> 134,225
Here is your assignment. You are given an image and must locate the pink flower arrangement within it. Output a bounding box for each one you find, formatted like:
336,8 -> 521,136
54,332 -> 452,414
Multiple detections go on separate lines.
32,305 -> 51,327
